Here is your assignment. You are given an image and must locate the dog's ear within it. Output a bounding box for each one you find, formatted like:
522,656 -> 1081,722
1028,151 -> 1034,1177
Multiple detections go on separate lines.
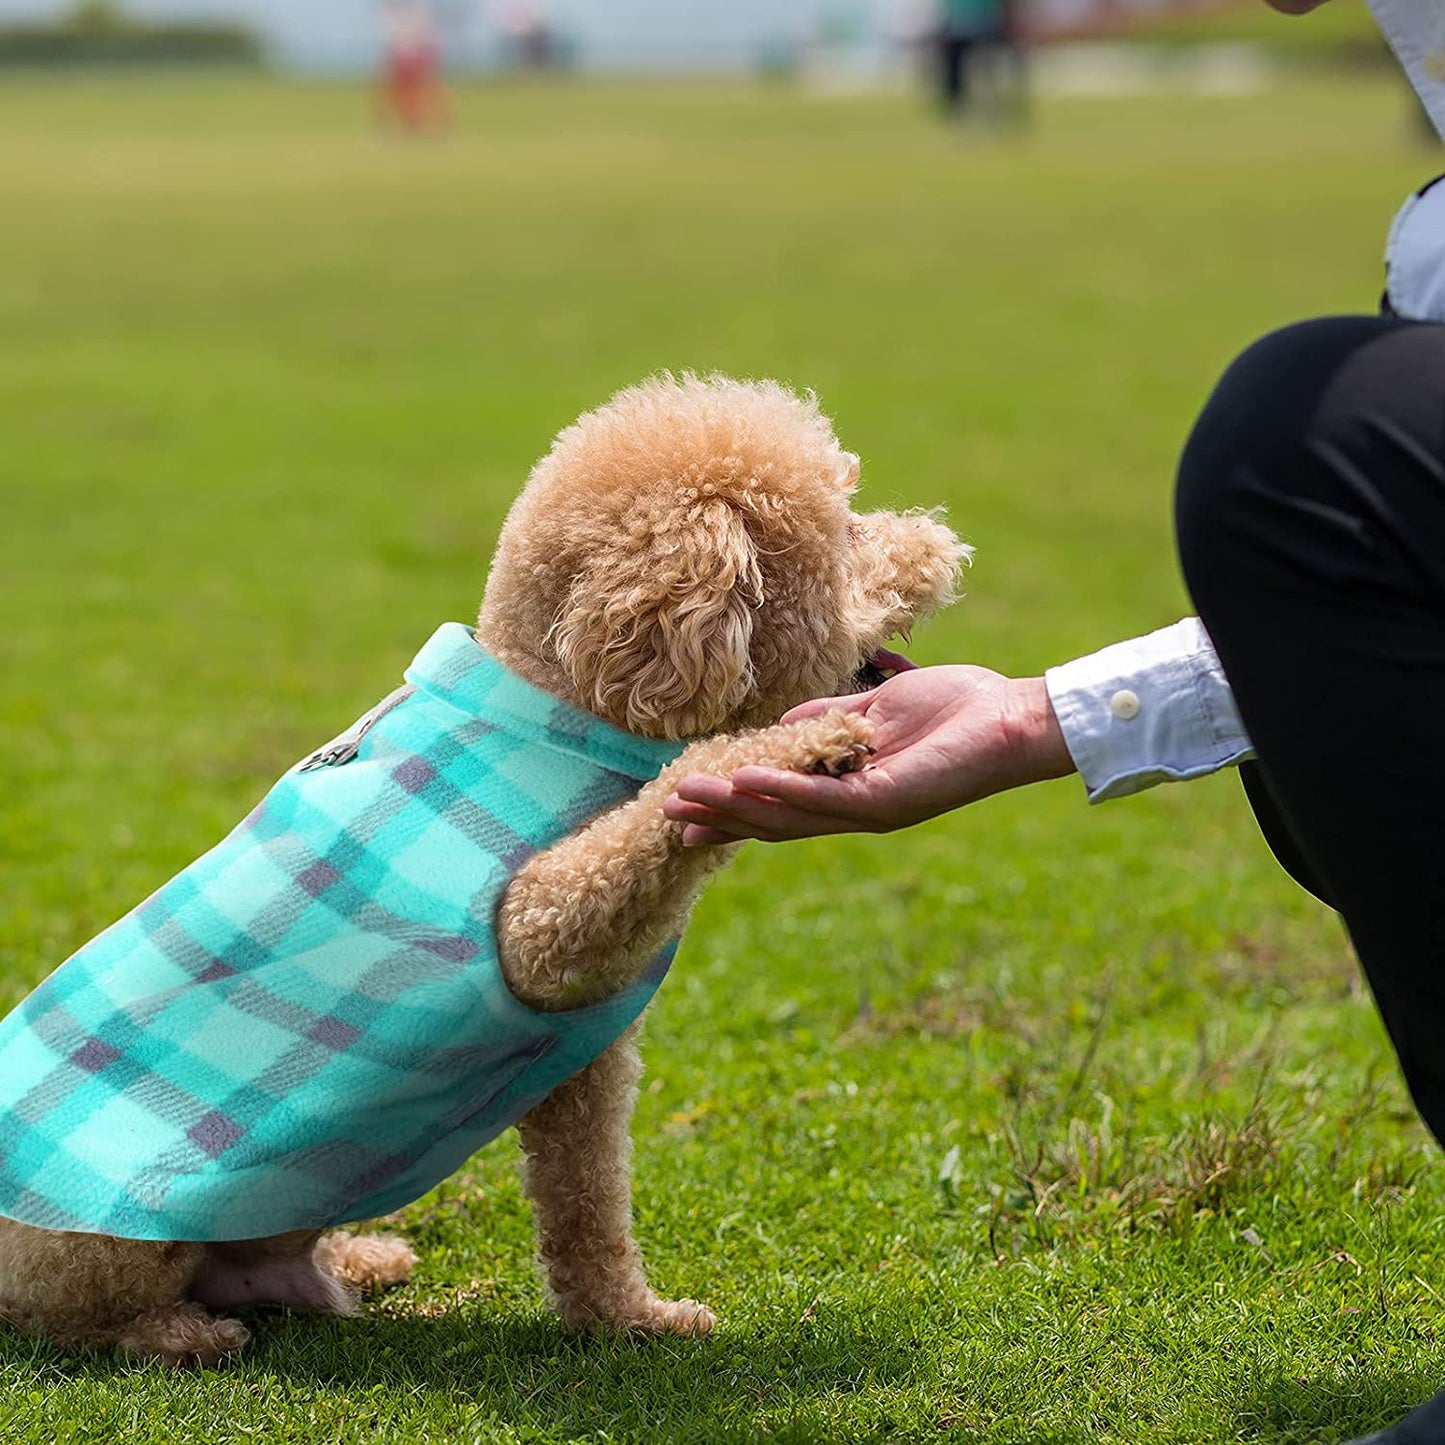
549,500 -> 762,739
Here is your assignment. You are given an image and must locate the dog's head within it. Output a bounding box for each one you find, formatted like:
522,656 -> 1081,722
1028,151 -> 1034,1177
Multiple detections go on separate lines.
477,374 -> 967,740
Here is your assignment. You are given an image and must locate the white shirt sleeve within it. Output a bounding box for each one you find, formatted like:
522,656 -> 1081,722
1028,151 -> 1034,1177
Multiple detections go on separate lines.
1044,618 -> 1254,804
1368,0 -> 1445,140
1385,176 -> 1445,320
1043,5 -> 1428,804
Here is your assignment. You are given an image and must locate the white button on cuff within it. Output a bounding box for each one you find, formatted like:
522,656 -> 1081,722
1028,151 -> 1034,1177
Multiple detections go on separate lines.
1109,689 -> 1141,721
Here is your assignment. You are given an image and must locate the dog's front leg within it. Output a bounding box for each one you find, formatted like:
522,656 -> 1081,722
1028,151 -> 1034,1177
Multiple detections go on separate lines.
498,708 -> 873,1010
516,1023 -> 713,1335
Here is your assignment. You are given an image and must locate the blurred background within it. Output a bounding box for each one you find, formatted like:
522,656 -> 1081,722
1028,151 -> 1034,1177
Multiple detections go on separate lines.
0,0 -> 1408,86
4,4 -> 1445,1439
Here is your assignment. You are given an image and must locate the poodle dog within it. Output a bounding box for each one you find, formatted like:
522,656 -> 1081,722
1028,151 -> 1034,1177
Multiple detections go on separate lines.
0,374 -> 964,1365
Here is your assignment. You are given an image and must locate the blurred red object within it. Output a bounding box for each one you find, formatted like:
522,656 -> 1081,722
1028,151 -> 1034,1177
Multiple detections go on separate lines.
379,0 -> 451,133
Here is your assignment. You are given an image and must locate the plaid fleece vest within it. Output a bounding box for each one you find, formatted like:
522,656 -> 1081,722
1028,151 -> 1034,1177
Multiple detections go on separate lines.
0,624 -> 686,1241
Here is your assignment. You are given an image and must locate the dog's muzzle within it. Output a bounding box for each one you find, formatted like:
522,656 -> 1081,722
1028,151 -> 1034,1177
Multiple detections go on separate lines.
848,647 -> 916,692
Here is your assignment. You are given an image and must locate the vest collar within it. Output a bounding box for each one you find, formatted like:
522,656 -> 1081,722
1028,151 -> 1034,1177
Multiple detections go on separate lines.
404,623 -> 688,783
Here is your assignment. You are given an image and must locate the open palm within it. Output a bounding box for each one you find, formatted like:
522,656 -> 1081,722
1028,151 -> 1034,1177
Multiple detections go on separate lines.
662,666 -> 1073,844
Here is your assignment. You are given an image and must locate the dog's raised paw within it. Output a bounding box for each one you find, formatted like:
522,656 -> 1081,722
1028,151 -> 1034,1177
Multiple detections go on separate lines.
793,710 -> 875,778
809,740 -> 875,777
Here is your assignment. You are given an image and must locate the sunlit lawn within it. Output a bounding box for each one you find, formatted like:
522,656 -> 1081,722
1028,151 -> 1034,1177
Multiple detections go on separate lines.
0,67 -> 1440,1444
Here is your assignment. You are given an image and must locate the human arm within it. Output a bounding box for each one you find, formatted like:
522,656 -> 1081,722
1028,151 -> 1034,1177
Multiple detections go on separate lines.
661,618 -> 1253,844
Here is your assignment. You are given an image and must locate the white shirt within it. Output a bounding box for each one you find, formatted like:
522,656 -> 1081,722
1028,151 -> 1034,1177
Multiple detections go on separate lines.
1045,619 -> 1254,802
1043,1 -> 1444,804
1375,1 -> 1445,319
1368,0 -> 1445,140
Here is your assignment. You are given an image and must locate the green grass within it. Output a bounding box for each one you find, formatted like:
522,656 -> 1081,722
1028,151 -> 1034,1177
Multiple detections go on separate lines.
1,69 -> 1442,1444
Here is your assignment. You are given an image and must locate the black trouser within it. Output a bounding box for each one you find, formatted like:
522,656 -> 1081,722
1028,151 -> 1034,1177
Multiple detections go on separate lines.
1176,315 -> 1445,1148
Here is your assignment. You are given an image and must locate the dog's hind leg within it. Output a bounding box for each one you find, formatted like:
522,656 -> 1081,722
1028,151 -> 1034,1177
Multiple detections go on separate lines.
116,1301 -> 251,1367
516,1023 -> 714,1336
0,1217 -> 243,1365
313,1230 -> 417,1293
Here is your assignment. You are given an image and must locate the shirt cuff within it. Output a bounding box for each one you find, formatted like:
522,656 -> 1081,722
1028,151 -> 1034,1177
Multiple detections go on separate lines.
1044,618 -> 1255,804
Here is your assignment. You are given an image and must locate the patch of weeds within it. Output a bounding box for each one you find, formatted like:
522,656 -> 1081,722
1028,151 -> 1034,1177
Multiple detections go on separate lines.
1192,925 -> 1361,1009
841,969 -> 1048,1048
977,1092 -> 1289,1255
842,990 -> 988,1043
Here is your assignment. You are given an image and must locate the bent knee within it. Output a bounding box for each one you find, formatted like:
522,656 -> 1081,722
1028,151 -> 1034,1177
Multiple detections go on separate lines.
1175,314 -> 1432,599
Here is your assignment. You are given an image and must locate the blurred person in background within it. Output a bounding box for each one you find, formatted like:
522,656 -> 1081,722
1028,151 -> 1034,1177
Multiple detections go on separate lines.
493,0 -> 558,70
379,0 -> 452,133
935,0 -> 1029,126
991,0 -> 1031,125
668,1 -> 1445,1440
935,0 -> 993,116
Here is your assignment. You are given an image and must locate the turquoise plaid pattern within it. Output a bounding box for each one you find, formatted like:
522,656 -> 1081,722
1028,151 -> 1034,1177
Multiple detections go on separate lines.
0,624 -> 686,1241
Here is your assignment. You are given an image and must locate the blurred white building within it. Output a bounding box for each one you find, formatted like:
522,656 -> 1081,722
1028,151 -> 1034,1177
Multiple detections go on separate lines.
0,0 -> 940,72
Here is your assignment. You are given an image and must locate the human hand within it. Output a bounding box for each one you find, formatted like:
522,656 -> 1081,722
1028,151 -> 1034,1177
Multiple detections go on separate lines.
661,665 -> 1076,845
